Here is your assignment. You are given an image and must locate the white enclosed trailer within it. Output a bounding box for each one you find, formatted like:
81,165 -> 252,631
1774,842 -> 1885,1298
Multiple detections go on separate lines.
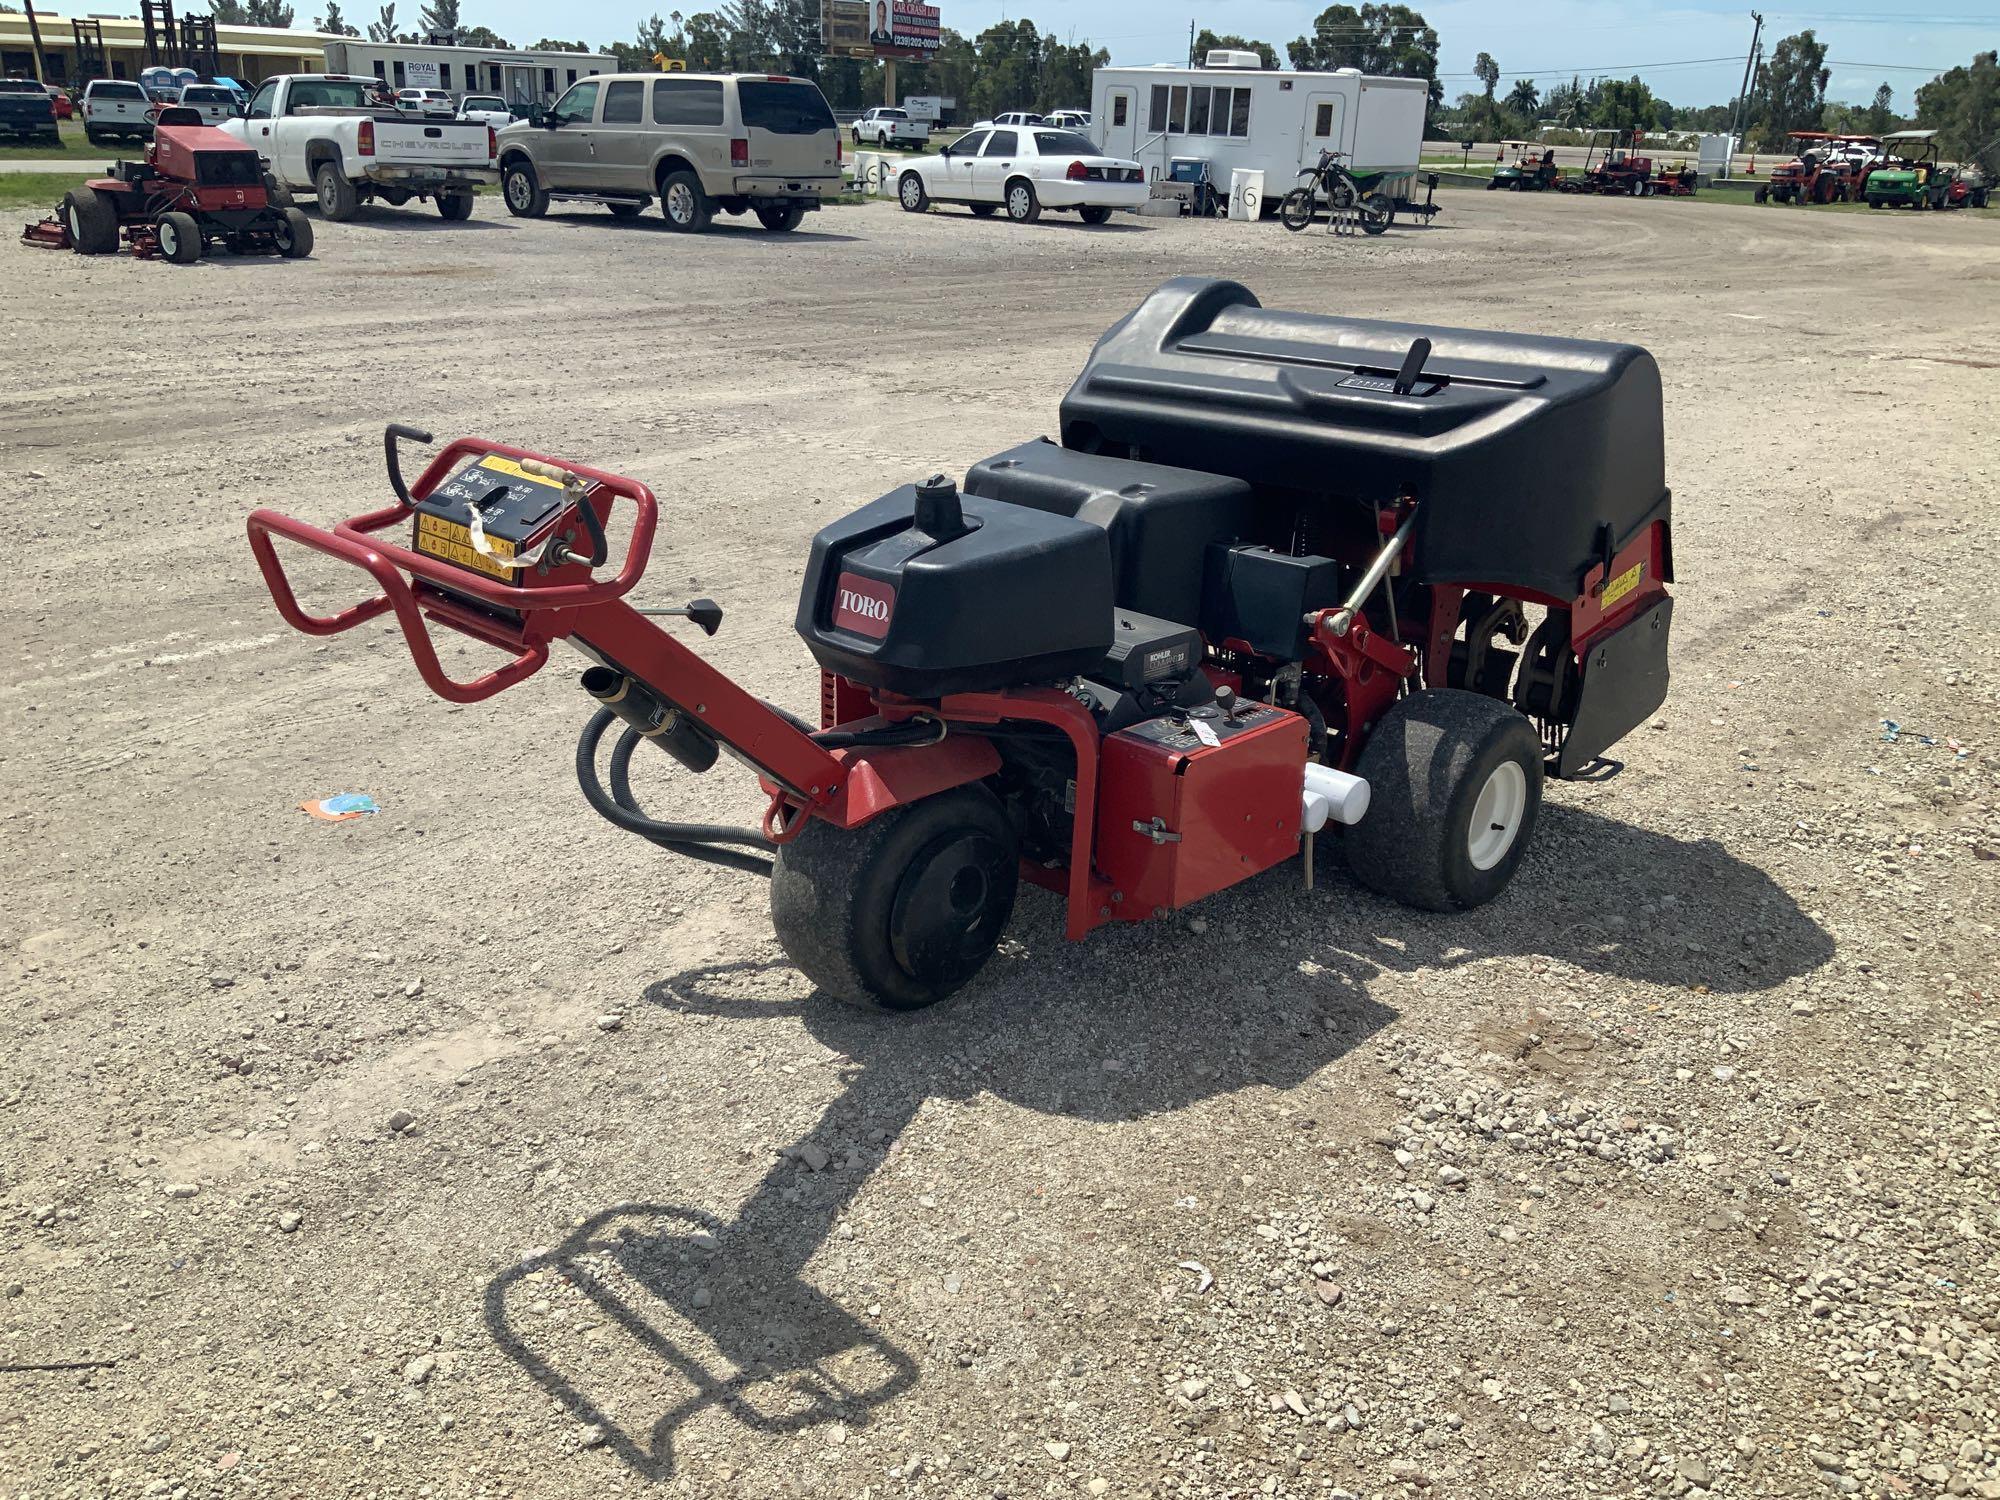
1090,54 -> 1427,204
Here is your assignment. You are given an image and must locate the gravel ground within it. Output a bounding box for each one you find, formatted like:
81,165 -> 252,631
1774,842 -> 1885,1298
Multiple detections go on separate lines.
2,190 -> 1996,1500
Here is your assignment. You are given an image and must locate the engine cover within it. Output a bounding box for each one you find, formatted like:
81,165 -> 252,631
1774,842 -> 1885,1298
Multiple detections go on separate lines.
796,479 -> 1115,698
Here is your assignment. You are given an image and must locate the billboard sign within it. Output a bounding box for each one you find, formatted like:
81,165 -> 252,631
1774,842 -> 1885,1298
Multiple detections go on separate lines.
404,58 -> 441,87
826,0 -> 941,60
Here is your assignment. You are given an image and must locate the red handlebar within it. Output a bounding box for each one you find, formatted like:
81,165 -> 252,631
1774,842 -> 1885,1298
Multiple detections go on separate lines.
245,437 -> 657,705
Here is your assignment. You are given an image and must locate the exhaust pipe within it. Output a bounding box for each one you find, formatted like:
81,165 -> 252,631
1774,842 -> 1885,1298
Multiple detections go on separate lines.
581,666 -> 718,774
1300,763 -> 1370,833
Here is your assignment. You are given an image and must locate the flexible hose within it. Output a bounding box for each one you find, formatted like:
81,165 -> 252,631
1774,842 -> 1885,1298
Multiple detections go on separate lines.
574,707 -> 774,876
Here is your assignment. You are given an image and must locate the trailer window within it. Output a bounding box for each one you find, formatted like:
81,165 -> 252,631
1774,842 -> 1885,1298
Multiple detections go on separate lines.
602,79 -> 644,123
439,63 -> 452,89
1167,85 -> 1186,133
1148,84 -> 1167,133
653,77 -> 724,126
1229,87 -> 1251,137
1314,101 -> 1334,137
1188,85 -> 1211,135
1112,94 -> 1127,128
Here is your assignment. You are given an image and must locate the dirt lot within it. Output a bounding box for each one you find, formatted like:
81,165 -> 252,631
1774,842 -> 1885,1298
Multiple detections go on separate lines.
2,191 -> 1997,1500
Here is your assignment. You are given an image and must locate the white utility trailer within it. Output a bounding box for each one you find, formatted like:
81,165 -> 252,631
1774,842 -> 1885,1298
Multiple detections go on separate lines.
1091,53 -> 1428,212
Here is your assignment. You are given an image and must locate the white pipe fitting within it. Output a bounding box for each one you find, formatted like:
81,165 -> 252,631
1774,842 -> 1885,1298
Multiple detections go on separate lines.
1300,763 -> 1371,832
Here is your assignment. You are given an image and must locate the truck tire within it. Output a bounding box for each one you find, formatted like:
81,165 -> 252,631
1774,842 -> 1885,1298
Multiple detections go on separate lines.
272,206 -> 313,257
606,200 -> 645,218
898,171 -> 930,212
314,162 -> 358,222
754,202 -> 805,231
156,211 -> 203,264
63,188 -> 120,255
1343,689 -> 1544,912
657,169 -> 711,232
1004,176 -> 1040,223
261,171 -> 293,208
435,191 -> 474,220
769,785 -> 1018,1011
1078,204 -> 1112,225
501,160 -> 547,217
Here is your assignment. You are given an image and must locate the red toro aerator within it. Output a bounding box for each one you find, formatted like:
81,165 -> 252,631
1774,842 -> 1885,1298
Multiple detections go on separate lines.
22,106 -> 312,263
247,279 -> 1674,1010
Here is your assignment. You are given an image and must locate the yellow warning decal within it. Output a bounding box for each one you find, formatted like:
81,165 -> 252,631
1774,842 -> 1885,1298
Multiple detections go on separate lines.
414,512 -> 514,581
1602,560 -> 1643,610
476,453 -> 565,488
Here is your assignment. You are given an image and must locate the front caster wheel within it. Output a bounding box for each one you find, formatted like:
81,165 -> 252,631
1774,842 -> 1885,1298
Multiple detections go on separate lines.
770,786 -> 1019,1011
1344,689 -> 1543,912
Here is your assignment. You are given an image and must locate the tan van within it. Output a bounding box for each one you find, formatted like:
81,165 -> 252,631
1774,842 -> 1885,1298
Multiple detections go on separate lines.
495,72 -> 841,232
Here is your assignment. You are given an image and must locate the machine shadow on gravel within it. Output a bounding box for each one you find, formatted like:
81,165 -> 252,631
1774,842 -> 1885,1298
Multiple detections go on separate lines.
479,802 -> 1830,1479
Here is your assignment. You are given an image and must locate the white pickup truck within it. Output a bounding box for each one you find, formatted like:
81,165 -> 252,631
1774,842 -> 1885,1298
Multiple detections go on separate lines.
219,74 -> 495,222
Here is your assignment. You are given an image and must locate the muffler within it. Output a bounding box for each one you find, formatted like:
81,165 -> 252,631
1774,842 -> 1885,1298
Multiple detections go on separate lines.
581,666 -> 718,773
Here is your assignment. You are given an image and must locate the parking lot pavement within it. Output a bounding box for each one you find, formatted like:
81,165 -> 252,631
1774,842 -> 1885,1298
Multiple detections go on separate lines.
3,190 -> 1997,1498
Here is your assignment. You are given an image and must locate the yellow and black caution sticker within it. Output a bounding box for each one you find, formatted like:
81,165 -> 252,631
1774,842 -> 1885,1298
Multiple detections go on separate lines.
1601,560 -> 1644,610
476,454 -> 564,488
414,511 -> 515,582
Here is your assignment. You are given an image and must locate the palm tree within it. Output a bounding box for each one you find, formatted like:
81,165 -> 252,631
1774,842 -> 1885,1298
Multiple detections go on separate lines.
1506,78 -> 1539,117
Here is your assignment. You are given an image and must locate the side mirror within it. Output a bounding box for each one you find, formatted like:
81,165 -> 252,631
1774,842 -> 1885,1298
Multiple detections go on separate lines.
528,102 -> 549,127
940,145 -> 952,158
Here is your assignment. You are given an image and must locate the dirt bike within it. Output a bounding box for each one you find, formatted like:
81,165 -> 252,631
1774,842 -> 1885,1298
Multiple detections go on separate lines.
1281,149 -> 1394,235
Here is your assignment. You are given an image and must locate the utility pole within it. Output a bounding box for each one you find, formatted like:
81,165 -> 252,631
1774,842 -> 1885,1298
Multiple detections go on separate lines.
1187,19 -> 1195,69
22,0 -> 53,84
1730,11 -> 1763,154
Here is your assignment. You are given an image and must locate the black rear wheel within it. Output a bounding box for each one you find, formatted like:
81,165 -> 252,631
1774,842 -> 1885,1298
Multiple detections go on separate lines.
770,786 -> 1019,1011
63,188 -> 119,254
1360,191 -> 1394,234
1344,690 -> 1543,912
755,202 -> 806,230
435,191 -> 474,220
1078,204 -> 1112,224
272,206 -> 313,257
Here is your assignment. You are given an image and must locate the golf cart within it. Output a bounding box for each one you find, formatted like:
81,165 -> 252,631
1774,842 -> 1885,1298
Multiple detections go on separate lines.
1489,140 -> 1559,192
1865,131 -> 1956,210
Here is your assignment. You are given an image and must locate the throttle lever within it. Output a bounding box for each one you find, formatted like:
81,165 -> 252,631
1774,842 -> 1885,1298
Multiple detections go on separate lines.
515,457 -> 609,569
637,598 -> 725,637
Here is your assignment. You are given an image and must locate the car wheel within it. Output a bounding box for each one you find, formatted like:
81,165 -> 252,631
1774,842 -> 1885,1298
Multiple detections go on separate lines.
754,202 -> 806,231
1078,204 -> 1112,225
271,206 -> 314,257
1753,185 -> 1768,203
967,202 -> 996,216
898,171 -> 930,212
314,163 -> 358,221
658,169 -> 711,232
435,191 -> 474,220
1486,176 -> 1500,190
63,188 -> 120,255
1344,689 -> 1544,912
502,161 -> 548,218
85,126 -> 104,146
1004,177 -> 1040,223
156,210 -> 203,264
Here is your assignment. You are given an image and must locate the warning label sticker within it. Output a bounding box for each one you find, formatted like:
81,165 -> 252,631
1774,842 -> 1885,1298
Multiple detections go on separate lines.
415,512 -> 515,581
1602,560 -> 1643,610
476,454 -> 564,488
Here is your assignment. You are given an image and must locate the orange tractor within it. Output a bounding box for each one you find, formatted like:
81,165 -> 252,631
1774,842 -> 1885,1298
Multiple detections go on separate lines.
1756,132 -> 1881,205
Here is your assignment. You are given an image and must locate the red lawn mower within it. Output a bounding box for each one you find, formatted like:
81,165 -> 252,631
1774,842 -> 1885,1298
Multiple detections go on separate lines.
247,279 -> 1674,1010
23,105 -> 312,263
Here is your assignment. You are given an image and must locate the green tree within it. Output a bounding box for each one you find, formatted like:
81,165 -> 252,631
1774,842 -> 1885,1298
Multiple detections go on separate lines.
209,0 -> 248,21
1544,76 -> 1584,128
316,0 -> 360,34
416,0 -> 456,39
1749,29 -> 1830,149
456,23 -> 508,46
242,0 -> 295,25
1592,75 -> 1659,136
530,37 -> 589,51
1863,82 -> 1895,134
1193,30 -> 1277,69
367,3 -> 396,42
1288,5 -> 1441,113
1505,77 -> 1538,117
1916,50 -> 1998,177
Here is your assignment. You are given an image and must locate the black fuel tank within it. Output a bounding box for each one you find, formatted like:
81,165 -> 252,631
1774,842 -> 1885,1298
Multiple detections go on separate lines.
796,478 -> 1114,698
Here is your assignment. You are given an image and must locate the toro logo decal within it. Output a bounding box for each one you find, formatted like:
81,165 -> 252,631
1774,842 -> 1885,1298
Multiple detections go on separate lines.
832,572 -> 895,639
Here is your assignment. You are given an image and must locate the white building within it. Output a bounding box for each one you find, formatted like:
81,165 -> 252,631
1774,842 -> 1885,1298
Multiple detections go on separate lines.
1091,52 -> 1429,197
322,38 -> 615,112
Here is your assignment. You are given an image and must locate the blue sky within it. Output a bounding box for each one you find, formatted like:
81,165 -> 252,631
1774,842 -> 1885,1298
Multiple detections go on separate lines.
467,0 -> 1990,111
